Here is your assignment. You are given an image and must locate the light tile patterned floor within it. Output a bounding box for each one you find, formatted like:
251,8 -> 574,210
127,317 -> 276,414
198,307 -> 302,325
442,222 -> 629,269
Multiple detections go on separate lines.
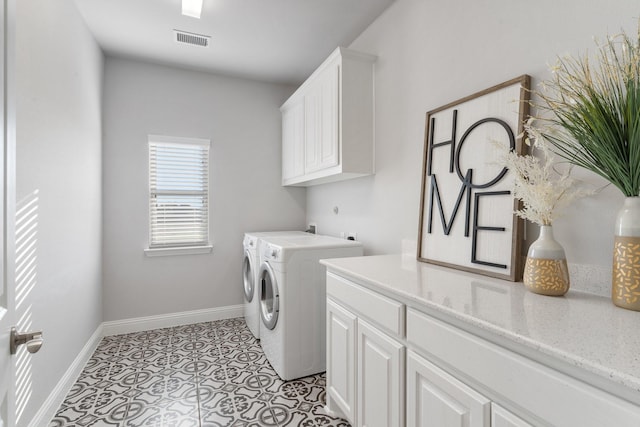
50,318 -> 350,426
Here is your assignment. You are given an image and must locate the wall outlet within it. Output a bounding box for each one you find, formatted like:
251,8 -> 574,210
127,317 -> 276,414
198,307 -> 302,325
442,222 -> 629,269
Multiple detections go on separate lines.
347,232 -> 357,241
308,224 -> 317,234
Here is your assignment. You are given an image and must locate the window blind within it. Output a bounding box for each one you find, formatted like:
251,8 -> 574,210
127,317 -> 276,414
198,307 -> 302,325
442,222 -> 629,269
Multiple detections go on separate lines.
148,136 -> 210,248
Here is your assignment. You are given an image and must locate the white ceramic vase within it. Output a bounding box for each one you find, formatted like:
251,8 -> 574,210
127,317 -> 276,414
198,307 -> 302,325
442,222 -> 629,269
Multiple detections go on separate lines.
612,197 -> 640,311
523,225 -> 570,296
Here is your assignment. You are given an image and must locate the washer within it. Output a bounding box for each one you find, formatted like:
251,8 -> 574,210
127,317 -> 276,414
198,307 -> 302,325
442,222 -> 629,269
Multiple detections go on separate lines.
258,234 -> 363,380
242,231 -> 309,338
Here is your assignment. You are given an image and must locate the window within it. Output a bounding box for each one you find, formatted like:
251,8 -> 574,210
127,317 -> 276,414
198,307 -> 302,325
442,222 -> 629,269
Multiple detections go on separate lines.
146,135 -> 211,256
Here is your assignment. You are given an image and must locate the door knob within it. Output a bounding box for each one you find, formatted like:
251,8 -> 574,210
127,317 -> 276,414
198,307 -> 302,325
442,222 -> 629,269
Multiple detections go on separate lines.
10,327 -> 43,355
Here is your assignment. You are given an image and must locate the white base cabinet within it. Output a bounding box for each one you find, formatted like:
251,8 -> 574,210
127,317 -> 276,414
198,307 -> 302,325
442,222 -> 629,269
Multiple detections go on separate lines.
324,268 -> 640,427
281,47 -> 375,186
326,272 -> 405,427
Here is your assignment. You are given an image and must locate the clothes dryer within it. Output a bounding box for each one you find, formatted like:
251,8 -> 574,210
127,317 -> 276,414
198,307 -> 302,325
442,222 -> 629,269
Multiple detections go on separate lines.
242,231 -> 308,338
258,234 -> 363,380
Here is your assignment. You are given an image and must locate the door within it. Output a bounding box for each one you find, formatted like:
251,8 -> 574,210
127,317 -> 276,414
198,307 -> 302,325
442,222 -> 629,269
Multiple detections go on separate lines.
326,298 -> 357,424
259,262 -> 279,330
0,0 -> 16,425
304,60 -> 339,174
242,250 -> 255,302
357,318 -> 404,427
406,350 -> 490,427
281,100 -> 305,183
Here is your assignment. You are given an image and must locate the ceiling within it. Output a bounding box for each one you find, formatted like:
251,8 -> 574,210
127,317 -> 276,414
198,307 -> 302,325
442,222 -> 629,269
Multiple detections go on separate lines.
74,0 -> 394,85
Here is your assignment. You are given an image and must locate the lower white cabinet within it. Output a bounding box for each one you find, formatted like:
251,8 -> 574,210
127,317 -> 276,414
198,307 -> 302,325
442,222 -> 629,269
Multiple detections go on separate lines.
324,268 -> 640,427
406,350 -> 490,427
326,272 -> 405,427
357,319 -> 404,427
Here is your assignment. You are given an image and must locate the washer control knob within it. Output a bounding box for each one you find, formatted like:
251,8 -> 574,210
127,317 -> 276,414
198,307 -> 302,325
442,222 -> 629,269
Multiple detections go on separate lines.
271,249 -> 278,258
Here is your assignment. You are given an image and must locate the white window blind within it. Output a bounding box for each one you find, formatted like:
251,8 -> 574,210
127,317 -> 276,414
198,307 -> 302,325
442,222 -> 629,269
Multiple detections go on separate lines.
148,135 -> 210,249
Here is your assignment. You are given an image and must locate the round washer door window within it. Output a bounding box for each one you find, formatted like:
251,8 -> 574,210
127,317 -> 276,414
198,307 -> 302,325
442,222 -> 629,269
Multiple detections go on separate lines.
259,262 -> 279,330
243,251 -> 255,302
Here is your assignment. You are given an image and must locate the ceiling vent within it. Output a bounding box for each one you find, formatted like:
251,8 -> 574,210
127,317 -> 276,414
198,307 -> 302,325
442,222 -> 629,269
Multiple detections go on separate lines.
174,30 -> 211,47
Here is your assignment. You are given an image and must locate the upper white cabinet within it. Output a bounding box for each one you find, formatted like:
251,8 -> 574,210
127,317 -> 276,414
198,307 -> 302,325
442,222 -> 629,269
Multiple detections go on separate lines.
281,47 -> 376,186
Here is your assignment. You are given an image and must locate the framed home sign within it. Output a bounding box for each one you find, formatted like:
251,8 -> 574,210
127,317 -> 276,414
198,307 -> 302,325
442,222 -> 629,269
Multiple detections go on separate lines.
417,75 -> 530,281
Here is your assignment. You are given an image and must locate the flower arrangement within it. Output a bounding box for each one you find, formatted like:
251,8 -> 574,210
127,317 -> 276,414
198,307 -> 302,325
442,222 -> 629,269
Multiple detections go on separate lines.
495,121 -> 593,226
535,25 -> 640,196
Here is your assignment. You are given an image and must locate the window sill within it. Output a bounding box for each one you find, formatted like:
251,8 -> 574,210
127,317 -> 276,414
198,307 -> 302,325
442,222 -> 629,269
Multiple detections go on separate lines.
144,245 -> 213,257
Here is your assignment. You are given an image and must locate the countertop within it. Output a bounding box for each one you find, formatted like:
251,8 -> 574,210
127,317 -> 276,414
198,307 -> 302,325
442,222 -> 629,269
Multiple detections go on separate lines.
320,254 -> 640,405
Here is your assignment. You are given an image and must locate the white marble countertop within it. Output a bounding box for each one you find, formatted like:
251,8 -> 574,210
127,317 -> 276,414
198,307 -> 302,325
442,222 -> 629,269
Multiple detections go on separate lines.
321,254 -> 640,405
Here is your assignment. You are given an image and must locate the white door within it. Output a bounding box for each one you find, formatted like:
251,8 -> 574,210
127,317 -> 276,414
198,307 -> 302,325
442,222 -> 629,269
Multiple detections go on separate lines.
0,1 -> 16,426
317,63 -> 339,169
304,60 -> 339,174
357,318 -> 404,427
326,298 -> 357,424
406,350 -> 491,427
281,100 -> 305,182
259,262 -> 279,330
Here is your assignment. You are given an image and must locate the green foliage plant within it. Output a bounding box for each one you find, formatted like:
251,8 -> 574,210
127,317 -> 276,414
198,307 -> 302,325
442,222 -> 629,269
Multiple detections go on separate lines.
537,25 -> 640,197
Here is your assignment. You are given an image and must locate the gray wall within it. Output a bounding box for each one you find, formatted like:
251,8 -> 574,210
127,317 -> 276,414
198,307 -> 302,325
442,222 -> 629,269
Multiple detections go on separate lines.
102,57 -> 306,321
306,0 -> 639,294
16,0 -> 104,423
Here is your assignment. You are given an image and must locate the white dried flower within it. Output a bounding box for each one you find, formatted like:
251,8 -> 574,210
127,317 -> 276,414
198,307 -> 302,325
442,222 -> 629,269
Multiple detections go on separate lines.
495,121 -> 594,226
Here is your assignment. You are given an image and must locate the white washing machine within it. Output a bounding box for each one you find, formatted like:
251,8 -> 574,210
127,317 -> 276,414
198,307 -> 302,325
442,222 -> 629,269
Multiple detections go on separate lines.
242,231 -> 309,338
258,234 -> 363,380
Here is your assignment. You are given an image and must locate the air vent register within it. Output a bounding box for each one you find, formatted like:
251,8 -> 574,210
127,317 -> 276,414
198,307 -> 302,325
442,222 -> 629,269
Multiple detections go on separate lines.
174,30 -> 210,47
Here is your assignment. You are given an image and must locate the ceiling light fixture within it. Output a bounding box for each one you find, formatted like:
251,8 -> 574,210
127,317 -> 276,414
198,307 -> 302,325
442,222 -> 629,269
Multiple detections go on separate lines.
182,0 -> 203,19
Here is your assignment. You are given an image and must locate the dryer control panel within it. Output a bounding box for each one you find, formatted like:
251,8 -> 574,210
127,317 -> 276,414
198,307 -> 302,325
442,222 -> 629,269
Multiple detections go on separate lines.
262,243 -> 281,261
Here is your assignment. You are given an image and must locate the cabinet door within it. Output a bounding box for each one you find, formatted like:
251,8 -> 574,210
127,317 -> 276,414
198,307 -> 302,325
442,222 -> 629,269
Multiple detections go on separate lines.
282,100 -> 305,182
491,404 -> 533,427
357,318 -> 404,427
326,299 -> 357,423
305,62 -> 339,173
407,350 -> 490,427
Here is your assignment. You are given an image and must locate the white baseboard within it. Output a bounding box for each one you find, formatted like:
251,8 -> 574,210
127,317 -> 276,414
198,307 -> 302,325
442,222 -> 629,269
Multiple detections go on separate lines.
28,323 -> 104,427
102,304 -> 244,336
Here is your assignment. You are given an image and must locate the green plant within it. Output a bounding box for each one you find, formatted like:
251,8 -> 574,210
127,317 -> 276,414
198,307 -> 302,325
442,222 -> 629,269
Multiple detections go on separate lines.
536,25 -> 640,197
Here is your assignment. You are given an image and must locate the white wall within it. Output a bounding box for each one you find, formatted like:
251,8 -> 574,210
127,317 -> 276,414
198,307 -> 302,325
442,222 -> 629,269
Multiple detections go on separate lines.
307,0 -> 639,294
16,0 -> 103,423
102,57 -> 306,321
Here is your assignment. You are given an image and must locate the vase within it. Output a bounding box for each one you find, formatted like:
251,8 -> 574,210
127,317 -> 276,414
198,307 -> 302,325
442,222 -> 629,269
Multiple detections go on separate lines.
523,225 -> 570,296
612,197 -> 640,311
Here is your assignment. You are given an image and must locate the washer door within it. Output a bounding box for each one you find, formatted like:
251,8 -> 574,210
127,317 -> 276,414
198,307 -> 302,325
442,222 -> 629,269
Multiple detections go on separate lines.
242,251 -> 255,302
259,262 -> 279,330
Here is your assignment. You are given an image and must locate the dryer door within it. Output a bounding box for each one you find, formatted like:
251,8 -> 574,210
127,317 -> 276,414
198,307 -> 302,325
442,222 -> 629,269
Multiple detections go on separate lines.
243,250 -> 255,302
259,262 -> 279,330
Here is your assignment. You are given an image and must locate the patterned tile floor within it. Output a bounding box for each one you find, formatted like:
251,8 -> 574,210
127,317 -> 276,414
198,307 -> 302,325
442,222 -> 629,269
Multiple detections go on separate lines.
50,318 -> 350,426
